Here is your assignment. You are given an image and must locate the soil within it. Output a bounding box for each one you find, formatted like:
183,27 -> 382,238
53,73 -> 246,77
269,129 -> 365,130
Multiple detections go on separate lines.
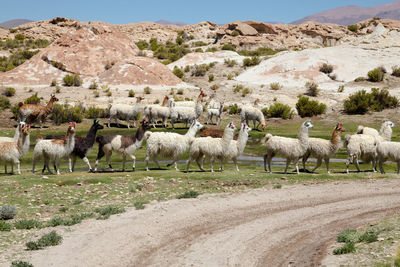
25,179 -> 400,267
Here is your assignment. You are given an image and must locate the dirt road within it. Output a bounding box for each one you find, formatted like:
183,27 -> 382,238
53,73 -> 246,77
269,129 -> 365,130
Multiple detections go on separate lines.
28,179 -> 400,267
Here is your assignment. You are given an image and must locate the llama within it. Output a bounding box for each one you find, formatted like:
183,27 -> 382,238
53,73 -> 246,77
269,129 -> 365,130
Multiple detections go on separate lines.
344,121 -> 394,173
175,90 -> 207,107
145,96 -> 170,128
356,125 -> 379,136
169,98 -> 204,129
0,124 -> 30,174
144,119 -> 204,171
46,119 -> 104,172
220,123 -> 252,171
376,140 -> 400,174
18,94 -> 59,128
199,127 -> 239,140
95,120 -> 150,171
32,122 -> 76,175
207,102 -> 224,125
108,96 -> 144,128
241,106 -> 267,131
302,123 -> 346,174
186,122 -> 236,172
263,120 -> 313,174
0,121 -> 26,173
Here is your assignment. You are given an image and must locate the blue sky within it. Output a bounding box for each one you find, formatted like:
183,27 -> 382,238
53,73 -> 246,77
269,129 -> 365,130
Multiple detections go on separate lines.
0,0 -> 396,24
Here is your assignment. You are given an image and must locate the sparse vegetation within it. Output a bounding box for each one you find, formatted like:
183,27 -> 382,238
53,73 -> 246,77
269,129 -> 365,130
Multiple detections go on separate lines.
136,40 -> 149,50
238,47 -> 278,57
208,74 -> 214,82
63,74 -> 82,87
11,261 -> 34,267
93,90 -> 100,98
228,103 -> 241,114
227,73 -> 234,80
347,24 -> 358,33
184,65 -> 191,72
338,85 -> 344,92
14,219 -> 42,230
319,63 -> 333,74
50,79 -> 57,87
84,107 -> 108,119
144,86 -> 151,94
134,200 -> 148,210
0,220 -> 12,231
367,68 -> 385,82
221,44 -> 236,51
128,89 -> 135,97
354,77 -> 367,82
55,86 -> 61,93
106,91 -> 112,97
191,64 -> 210,77
177,89 -> 184,95
262,102 -> 294,119
344,88 -> 398,114
224,59 -> 237,67
333,242 -> 355,255
94,205 -> 125,220
305,82 -> 320,97
233,84 -> 243,93
149,38 -> 190,63
392,66 -> 400,77
177,191 -> 200,199
24,93 -> 40,104
296,96 -> 326,117
2,87 -> 15,97
241,87 -> 251,97
243,56 -> 261,67
50,103 -> 83,125
89,81 -> 98,90
205,47 -> 218,52
270,82 -> 282,90
194,41 -> 207,47
0,96 -> 10,110
26,231 -> 62,250
173,66 -> 184,79
210,84 -> 219,91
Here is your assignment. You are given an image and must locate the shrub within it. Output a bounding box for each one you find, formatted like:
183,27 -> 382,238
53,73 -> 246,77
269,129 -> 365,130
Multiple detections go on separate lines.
14,219 -> 42,230
24,93 -> 40,104
136,40 -> 149,50
128,89 -> 135,97
177,89 -> 184,95
177,191 -> 200,199
329,73 -> 337,80
205,47 -> 218,52
296,96 -> 326,117
194,47 -> 202,52
173,66 -> 184,79
392,66 -> 400,77
367,68 -> 385,82
210,84 -> 219,91
209,62 -> 216,68
347,24 -> 358,33
262,102 -> 293,119
0,220 -> 12,231
221,43 -> 236,51
338,85 -> 344,92
305,82 -> 320,97
93,90 -> 99,98
26,231 -> 63,250
0,96 -> 10,110
241,87 -> 251,97
359,229 -> 379,243
184,65 -> 191,72
84,107 -> 108,119
106,91 -> 112,97
144,86 -> 151,94
354,77 -> 366,82
191,64 -> 209,76
11,261 -> 34,267
233,84 -> 243,93
270,82 -> 282,90
63,74 -> 74,86
94,205 -> 125,220
50,103 -> 83,125
238,47 -> 278,56
319,63 -> 333,74
243,56 -> 261,67
337,229 -> 360,243
228,103 -> 241,114
224,59 -> 237,67
55,86 -> 61,93
89,81 -> 98,89
0,204 -> 17,220
134,200 -> 148,210
344,88 -> 398,114
333,242 -> 355,255
208,74 -> 214,82
50,79 -> 57,86
194,41 -> 207,47
227,73 -> 234,80
2,87 -> 15,97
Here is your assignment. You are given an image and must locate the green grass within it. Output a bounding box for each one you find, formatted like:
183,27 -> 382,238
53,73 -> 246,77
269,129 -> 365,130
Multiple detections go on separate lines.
177,191 -> 200,199
333,242 -> 356,255
26,231 -> 62,250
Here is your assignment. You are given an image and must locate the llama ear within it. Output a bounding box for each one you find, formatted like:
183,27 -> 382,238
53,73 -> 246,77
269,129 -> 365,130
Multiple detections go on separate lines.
69,122 -> 72,127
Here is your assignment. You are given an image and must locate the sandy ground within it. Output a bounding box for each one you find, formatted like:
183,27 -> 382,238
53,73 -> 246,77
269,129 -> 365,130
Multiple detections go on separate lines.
8,179 -> 397,267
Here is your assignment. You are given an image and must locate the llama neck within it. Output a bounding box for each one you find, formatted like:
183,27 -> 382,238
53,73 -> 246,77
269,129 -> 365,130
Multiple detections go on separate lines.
161,97 -> 168,106
218,105 -> 224,115
236,130 -> 249,154
195,102 -> 203,118
86,125 -> 99,147
185,124 -> 199,138
135,125 -> 146,141
46,98 -> 55,111
221,127 -> 234,150
330,129 -> 342,147
298,125 -> 309,148
379,125 -> 392,141
13,125 -> 20,141
135,102 -> 140,112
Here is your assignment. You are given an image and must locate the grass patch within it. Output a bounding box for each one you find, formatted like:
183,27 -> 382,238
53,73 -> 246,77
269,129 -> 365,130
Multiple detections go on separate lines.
11,261 -> 34,267
94,206 -> 125,220
14,219 -> 42,230
134,200 -> 148,210
177,191 -> 200,199
333,242 -> 355,255
26,231 -> 62,250
0,220 -> 12,231
337,229 -> 360,243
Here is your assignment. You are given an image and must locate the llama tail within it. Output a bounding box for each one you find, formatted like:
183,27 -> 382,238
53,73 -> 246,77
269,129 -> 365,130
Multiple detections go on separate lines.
18,102 -> 23,108
344,134 -> 351,147
144,131 -> 152,140
356,125 -> 364,134
261,133 -> 272,145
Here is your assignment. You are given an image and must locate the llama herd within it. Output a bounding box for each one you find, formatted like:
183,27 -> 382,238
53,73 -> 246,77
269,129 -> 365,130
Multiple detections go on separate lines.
0,92 -> 399,175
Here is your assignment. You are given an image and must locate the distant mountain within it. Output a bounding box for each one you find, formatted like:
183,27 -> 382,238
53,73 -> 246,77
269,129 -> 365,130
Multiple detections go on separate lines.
292,0 -> 400,25
155,19 -> 186,26
0,19 -> 33,29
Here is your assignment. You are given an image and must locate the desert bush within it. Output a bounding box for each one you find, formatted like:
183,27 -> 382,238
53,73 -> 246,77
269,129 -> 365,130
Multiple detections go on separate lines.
93,90 -> 99,98
243,56 -> 261,67
338,85 -> 344,92
359,229 -> 379,243
134,200 -> 149,210
194,48 -> 203,52
128,89 -> 135,97
328,73 -> 337,80
177,191 -> 200,199
262,102 -> 293,119
228,103 -> 241,114
136,40 -> 149,50
106,91 -> 112,97
319,63 -> 333,74
50,79 -> 57,87
11,261 -> 34,267
233,84 -> 243,93
208,74 -> 214,82
104,62 -> 114,70
205,47 -> 218,52
238,47 -> 278,56
26,231 -> 62,250
24,93 -> 40,104
270,82 -> 282,90
296,96 -> 326,117
151,39 -> 190,63
194,41 -> 207,47
14,219 -> 42,230
337,229 -> 360,243
208,62 -> 216,68
344,88 -> 398,114
210,84 -> 219,91
231,30 -> 240,36
354,77 -> 366,82
333,242 -> 355,255
177,89 -> 184,95
184,65 -> 191,72
224,59 -> 237,67
241,87 -> 251,97
84,107 -> 108,119
144,86 -> 151,94
173,66 -> 184,79
191,64 -> 209,76
227,73 -> 234,80
221,43 -> 236,51
305,82 -> 320,97
347,24 -> 358,33
0,96 -> 10,110
392,66 -> 400,77
89,81 -> 98,89
0,220 -> 12,231
94,205 -> 125,220
50,103 -> 83,125
367,68 -> 385,82
63,74 -> 82,86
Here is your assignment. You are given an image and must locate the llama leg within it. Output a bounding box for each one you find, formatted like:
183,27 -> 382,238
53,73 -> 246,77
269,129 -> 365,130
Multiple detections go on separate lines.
106,152 -> 113,170
16,160 -> 20,175
293,159 -> 300,174
379,159 -> 385,174
127,118 -> 130,129
210,156 -> 215,172
32,155 -> 37,173
82,157 -> 93,172
173,157 -> 179,171
302,151 -> 311,171
195,157 -> 202,171
145,151 -> 150,171
284,159 -> 291,174
68,157 -> 72,172
115,117 -> 119,128
11,164 -> 14,174
55,159 -> 61,175
233,158 -> 239,171
397,161 -> 400,174
152,156 -> 161,169
186,156 -> 192,172
353,156 -> 361,172
108,116 -> 111,128
95,146 -> 105,171
71,156 -> 77,172
263,154 -> 267,172
312,158 -> 322,173
345,156 -> 351,174
128,154 -> 136,170
324,158 -> 331,174
4,165 -> 7,174
372,160 -> 377,173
